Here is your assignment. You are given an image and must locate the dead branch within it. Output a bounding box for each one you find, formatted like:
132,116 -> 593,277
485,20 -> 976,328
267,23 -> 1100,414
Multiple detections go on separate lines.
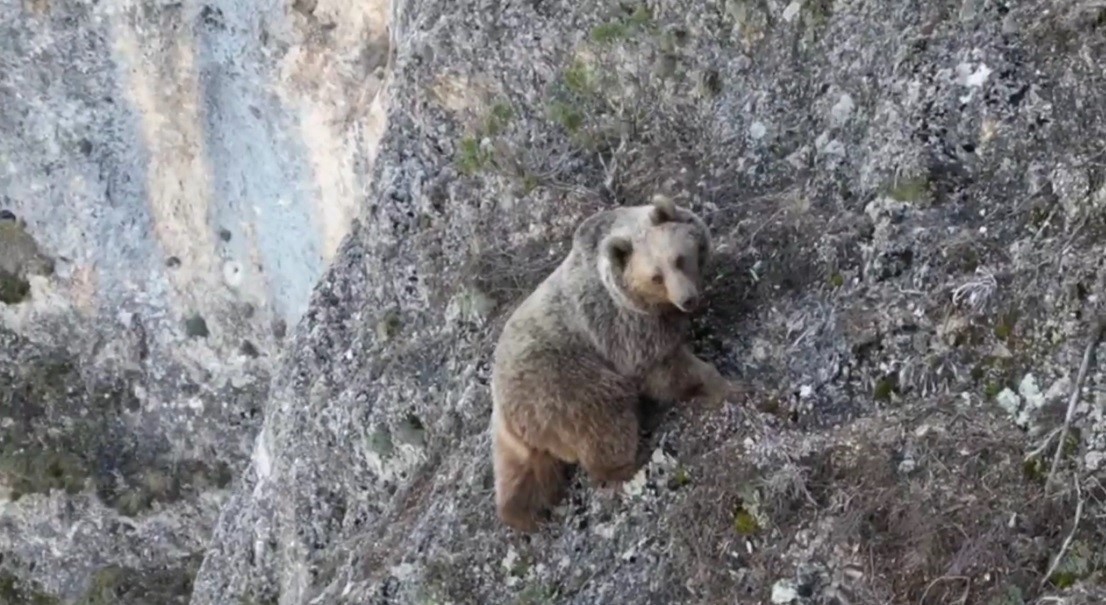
1044,319 -> 1105,493
1038,476 -> 1085,593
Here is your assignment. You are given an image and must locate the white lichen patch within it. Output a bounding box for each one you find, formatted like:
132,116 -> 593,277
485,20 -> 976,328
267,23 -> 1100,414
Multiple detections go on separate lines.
996,387 -> 1021,419
252,426 -> 273,484
592,522 -> 616,539
749,121 -> 768,140
956,62 -> 992,88
1086,451 -> 1106,472
830,93 -> 855,126
622,466 -> 648,497
782,1 -> 802,22
388,562 -> 418,581
771,578 -> 799,603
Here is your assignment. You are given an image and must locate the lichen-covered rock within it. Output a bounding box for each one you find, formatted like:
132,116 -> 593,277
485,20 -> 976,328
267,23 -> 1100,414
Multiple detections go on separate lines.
189,0 -> 1106,604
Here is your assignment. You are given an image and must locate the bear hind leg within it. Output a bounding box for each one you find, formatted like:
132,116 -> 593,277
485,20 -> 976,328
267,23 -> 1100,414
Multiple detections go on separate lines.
493,423 -> 568,533
571,398 -> 643,486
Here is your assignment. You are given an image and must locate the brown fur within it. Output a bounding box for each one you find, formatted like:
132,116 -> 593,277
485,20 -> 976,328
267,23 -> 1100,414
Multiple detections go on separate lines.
489,194 -> 743,533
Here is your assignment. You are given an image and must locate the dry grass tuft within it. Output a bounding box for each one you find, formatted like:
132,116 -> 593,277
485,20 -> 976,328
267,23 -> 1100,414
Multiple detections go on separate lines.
656,405 -> 1106,604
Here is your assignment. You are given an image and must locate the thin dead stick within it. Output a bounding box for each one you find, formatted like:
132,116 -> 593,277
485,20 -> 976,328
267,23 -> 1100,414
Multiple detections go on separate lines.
1045,319 -> 1105,493
1025,427 -> 1062,461
918,575 -> 968,605
1039,476 -> 1084,592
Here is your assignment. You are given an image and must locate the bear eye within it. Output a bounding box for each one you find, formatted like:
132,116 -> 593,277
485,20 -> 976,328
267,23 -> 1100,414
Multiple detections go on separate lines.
651,273 -> 664,285
674,255 -> 685,270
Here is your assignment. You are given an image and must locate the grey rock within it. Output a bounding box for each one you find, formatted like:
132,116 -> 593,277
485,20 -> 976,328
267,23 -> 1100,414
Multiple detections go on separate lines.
189,0 -> 1106,603
7,0 -> 1106,603
0,0 -> 387,601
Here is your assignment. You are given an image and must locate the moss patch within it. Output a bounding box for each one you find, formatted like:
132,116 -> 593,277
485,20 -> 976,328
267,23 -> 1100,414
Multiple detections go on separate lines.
0,570 -> 59,605
456,137 -> 495,175
0,272 -> 31,304
97,459 -> 234,517
873,374 -> 900,402
75,555 -> 202,605
733,506 -> 761,536
590,4 -> 654,43
993,309 -> 1019,344
513,583 -> 559,605
368,427 -> 395,458
0,220 -> 55,304
668,466 -> 692,490
184,314 -> 210,338
0,337 -> 232,515
375,309 -> 402,342
454,99 -> 517,175
395,413 -> 427,447
885,175 -> 931,203
1046,539 -> 1095,589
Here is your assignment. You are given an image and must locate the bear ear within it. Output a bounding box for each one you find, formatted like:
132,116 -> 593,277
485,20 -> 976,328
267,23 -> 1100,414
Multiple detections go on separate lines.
649,194 -> 679,224
602,235 -> 633,269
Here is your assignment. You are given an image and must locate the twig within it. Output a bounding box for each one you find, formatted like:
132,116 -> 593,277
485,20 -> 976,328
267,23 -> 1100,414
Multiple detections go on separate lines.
1038,476 -> 1085,592
1025,427 -> 1062,461
956,578 -> 971,605
742,207 -> 785,252
597,100 -> 629,198
1031,204 -> 1060,242
918,575 -> 968,605
1044,319 -> 1105,493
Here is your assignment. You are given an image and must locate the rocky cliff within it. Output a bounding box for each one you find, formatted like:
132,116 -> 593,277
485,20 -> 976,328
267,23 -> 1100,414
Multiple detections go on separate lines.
0,0 -> 386,602
6,0 -> 1106,604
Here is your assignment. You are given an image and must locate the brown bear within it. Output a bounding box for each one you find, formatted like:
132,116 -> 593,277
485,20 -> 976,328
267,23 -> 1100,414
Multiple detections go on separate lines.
489,194 -> 744,533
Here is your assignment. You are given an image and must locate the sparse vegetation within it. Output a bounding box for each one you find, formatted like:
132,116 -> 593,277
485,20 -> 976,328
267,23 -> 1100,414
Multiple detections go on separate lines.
456,136 -> 495,175
454,99 -> 517,176
75,556 -> 201,605
666,404 -> 1106,603
0,340 -> 233,517
0,570 -> 59,605
0,219 -> 54,305
886,175 -> 932,203
484,102 -> 514,136
0,272 -> 31,304
590,4 -> 654,43
732,506 -> 760,536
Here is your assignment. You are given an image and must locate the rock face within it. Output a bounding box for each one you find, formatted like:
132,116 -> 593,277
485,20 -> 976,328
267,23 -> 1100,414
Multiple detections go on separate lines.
188,0 -> 1106,603
0,0 -> 387,602
8,0 -> 1106,603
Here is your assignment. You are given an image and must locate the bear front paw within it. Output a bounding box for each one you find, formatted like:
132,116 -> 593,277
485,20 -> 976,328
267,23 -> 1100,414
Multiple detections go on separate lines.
698,379 -> 749,410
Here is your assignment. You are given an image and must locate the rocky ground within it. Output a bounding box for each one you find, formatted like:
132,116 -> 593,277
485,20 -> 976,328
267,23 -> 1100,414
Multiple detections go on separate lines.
6,0 -> 1106,604
190,0 -> 1106,604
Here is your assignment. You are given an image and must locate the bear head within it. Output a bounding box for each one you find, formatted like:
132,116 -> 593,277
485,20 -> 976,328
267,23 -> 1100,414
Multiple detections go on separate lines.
598,194 -> 712,315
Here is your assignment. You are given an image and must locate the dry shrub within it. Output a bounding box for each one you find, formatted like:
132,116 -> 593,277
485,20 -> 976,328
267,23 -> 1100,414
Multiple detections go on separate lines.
806,418 -> 1097,604
662,407 -> 1106,604
460,237 -> 568,304
664,447 -> 772,601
